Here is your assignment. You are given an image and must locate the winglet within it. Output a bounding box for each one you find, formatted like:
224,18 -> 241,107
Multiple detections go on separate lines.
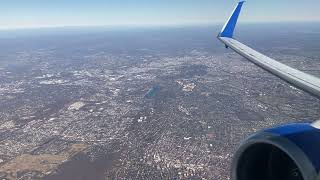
218,1 -> 245,38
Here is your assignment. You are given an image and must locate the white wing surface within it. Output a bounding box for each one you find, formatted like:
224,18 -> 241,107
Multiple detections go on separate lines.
217,1 -> 320,98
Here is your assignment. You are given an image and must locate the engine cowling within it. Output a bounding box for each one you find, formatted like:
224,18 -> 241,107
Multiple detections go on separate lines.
231,123 -> 320,180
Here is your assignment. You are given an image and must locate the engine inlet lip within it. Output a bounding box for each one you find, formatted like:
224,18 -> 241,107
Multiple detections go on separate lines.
231,132 -> 318,180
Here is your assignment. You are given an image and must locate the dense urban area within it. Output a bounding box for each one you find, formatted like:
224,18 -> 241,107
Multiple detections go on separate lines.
0,24 -> 319,179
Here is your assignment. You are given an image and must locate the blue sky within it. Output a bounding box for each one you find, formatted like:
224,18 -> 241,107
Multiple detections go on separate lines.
1,0 -> 319,29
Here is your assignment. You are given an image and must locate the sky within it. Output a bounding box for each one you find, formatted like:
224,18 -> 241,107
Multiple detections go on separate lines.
0,0 -> 320,29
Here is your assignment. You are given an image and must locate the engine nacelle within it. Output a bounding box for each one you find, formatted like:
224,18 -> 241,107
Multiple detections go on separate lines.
231,123 -> 320,180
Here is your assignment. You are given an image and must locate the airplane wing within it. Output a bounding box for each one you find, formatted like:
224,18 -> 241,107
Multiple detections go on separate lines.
219,2 -> 320,180
217,1 -> 320,98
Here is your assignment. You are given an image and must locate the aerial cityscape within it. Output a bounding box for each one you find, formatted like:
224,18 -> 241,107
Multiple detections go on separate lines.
0,24 -> 319,179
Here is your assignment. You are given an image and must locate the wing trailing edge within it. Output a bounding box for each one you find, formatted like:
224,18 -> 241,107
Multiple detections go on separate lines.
217,2 -> 320,99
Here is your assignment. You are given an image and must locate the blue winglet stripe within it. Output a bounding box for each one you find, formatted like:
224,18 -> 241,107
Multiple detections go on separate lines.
219,1 -> 245,38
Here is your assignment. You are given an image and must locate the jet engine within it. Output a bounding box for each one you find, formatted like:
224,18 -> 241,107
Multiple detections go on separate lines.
231,123 -> 320,180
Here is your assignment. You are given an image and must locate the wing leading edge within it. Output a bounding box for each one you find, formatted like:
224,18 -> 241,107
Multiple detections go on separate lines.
217,1 -> 320,98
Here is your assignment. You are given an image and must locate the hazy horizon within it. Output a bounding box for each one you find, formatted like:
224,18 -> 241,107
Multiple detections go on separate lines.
0,21 -> 320,32
1,0 -> 320,30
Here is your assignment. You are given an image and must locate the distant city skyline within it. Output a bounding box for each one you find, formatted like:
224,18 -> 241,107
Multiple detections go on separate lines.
1,0 -> 320,29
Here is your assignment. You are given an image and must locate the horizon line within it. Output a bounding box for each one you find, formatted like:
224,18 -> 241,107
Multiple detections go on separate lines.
1,20 -> 320,31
